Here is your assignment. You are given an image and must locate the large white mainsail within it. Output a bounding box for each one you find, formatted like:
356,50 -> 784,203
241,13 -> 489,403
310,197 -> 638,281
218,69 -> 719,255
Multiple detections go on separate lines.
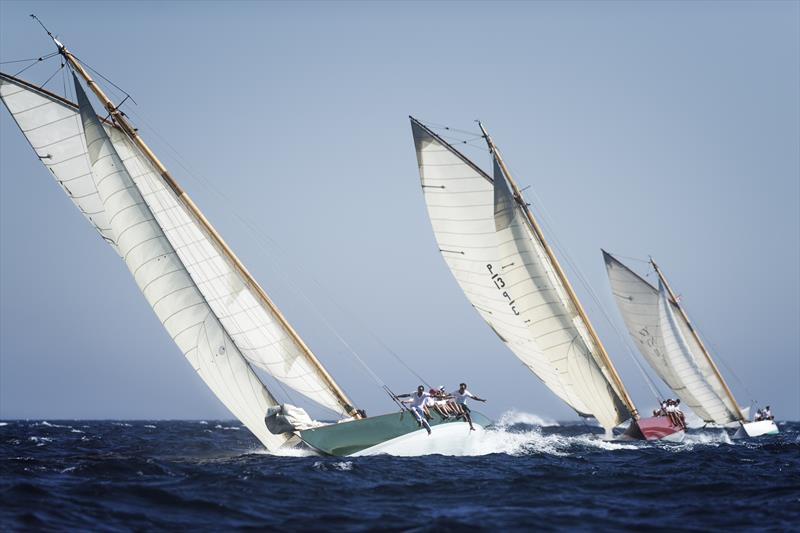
411,118 -> 630,430
1,56 -> 357,446
603,252 -> 740,424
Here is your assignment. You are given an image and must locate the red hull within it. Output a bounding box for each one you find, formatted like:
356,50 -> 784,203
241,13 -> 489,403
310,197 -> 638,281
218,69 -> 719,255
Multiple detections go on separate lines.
623,416 -> 684,441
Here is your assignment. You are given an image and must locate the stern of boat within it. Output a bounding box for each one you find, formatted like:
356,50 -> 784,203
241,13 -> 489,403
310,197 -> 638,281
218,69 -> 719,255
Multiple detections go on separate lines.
733,420 -> 779,439
621,416 -> 685,442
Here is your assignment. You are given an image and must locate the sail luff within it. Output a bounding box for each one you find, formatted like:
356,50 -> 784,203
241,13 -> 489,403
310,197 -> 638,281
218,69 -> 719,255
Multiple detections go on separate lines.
476,122 -> 639,420
60,47 -> 359,418
650,259 -> 744,421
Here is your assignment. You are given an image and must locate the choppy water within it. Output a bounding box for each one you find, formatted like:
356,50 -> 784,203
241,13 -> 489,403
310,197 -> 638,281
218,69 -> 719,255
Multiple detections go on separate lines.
1,413 -> 798,531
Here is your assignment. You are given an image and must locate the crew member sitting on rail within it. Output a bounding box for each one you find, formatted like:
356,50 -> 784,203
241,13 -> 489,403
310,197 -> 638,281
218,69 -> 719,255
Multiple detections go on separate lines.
451,382 -> 486,431
396,386 -> 432,435
428,387 -> 455,418
755,406 -> 774,421
663,399 -> 685,429
673,399 -> 686,428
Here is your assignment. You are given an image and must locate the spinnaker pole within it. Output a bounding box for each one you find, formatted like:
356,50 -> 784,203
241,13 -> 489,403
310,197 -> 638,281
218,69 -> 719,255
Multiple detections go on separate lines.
650,258 -> 745,421
55,38 -> 360,418
477,121 -> 640,420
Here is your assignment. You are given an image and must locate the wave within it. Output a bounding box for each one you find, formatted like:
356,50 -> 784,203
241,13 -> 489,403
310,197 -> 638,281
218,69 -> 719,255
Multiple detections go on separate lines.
35,421 -> 71,428
495,409 -> 560,428
313,460 -> 353,471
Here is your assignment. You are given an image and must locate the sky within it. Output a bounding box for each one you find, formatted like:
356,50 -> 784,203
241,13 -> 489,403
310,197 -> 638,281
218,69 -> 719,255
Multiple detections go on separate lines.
1,1 -> 798,422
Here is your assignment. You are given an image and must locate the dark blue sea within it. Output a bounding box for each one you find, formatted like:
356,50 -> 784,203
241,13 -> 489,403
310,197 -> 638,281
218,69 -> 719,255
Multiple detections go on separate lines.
1,415 -> 798,531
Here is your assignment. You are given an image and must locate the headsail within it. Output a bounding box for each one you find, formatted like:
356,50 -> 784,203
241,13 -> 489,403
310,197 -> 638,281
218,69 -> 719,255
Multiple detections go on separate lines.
411,117 -> 631,430
603,252 -> 741,424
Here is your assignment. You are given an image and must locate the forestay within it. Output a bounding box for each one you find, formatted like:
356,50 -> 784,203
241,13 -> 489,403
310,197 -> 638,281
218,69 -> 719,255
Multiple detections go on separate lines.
603,253 -> 740,424
412,119 -> 629,431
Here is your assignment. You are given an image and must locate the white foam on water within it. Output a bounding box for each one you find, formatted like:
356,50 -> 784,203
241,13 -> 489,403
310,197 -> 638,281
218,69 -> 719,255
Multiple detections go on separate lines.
496,409 -> 560,428
457,425 -> 637,457
29,436 -> 54,446
0,422 -> 8,427
313,460 -> 353,471
143,425 -> 156,429
254,445 -> 319,458
36,421 -> 70,428
657,429 -> 734,452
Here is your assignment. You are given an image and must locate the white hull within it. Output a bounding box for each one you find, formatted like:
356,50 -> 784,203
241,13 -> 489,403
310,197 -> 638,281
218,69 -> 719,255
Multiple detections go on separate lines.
733,420 -> 779,439
350,422 -> 486,457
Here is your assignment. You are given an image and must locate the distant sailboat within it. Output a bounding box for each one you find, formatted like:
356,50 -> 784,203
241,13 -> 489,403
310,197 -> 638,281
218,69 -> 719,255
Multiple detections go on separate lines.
410,117 -> 682,441
0,32 -> 488,456
603,252 -> 779,438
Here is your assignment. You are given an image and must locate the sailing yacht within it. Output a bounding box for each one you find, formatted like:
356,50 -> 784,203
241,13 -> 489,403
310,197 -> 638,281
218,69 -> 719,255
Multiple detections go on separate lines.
0,33 -> 488,457
410,117 -> 682,441
604,252 -> 779,438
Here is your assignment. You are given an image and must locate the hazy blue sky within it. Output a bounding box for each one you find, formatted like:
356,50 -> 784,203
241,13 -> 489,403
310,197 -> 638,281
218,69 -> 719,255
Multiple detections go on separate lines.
1,1 -> 798,422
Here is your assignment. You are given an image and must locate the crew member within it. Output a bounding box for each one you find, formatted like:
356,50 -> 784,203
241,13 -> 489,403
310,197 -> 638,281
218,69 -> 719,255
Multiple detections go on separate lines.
396,385 -> 432,435
451,382 -> 486,431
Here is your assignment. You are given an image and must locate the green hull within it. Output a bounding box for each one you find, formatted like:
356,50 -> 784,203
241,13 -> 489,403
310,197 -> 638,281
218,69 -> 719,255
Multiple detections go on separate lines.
299,410 -> 492,456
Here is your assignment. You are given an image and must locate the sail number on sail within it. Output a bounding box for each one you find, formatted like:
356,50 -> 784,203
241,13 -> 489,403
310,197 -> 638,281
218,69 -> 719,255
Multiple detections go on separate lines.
486,264 -> 520,316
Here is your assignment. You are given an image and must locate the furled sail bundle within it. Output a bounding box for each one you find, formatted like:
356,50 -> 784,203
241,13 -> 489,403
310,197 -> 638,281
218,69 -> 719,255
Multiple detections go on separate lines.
0,43 -> 357,449
603,252 -> 742,424
411,117 -> 635,431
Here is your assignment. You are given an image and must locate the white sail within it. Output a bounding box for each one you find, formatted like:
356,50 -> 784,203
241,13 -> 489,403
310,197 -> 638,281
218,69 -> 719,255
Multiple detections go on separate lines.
411,119 -> 629,430
0,74 -> 117,250
603,252 -> 740,424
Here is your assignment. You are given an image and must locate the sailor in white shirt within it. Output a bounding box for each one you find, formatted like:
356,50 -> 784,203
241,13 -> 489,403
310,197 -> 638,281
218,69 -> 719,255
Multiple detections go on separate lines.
396,385 -> 432,435
450,382 -> 486,431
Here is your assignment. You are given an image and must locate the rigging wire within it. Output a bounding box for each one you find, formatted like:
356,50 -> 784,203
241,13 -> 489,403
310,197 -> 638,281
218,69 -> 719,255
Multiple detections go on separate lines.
69,53 -> 137,104
10,51 -> 59,77
38,61 -> 65,90
0,51 -> 58,64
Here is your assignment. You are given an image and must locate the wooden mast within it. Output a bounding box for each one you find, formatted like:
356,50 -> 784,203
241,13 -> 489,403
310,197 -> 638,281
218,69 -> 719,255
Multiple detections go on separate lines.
58,41 -> 360,418
650,258 -> 745,421
476,122 -> 640,420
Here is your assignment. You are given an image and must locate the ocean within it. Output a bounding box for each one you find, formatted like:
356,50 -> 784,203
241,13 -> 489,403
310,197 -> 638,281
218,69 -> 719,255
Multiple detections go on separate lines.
1,414 -> 798,531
